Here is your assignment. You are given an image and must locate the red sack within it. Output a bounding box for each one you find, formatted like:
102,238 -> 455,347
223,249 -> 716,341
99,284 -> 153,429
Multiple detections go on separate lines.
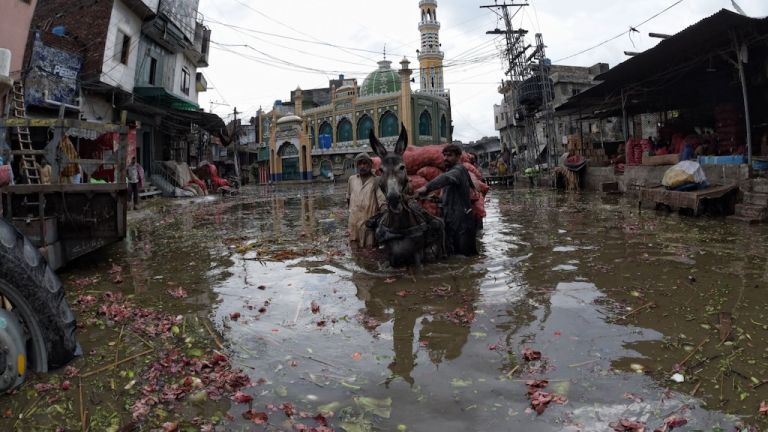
470,188 -> 486,219
463,162 -> 483,180
0,165 -> 11,187
408,175 -> 428,191
403,145 -> 446,175
416,166 -> 443,181
469,172 -> 489,195
625,138 -> 638,165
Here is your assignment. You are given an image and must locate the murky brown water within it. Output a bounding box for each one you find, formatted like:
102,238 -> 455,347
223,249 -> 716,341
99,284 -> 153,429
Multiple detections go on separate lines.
3,184 -> 768,431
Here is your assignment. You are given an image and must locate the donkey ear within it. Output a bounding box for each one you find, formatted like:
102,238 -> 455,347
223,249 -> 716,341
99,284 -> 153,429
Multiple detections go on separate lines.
369,128 -> 387,158
394,123 -> 408,155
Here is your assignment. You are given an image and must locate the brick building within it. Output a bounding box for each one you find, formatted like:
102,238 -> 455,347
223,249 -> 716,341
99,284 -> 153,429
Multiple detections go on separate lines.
21,0 -> 219,178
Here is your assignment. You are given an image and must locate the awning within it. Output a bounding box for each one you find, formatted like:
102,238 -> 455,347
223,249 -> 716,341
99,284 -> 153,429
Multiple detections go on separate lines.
134,87 -> 200,111
557,9 -> 768,116
164,108 -> 231,146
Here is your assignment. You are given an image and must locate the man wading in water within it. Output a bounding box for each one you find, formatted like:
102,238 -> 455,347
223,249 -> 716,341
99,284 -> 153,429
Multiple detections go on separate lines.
347,153 -> 386,248
415,144 -> 478,256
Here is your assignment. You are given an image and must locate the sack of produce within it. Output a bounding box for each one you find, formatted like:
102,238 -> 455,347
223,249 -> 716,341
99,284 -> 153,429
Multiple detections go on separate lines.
662,160 -> 707,189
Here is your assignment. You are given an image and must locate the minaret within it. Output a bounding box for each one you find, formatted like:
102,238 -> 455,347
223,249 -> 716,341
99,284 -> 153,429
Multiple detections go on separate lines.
417,0 -> 446,97
399,57 -> 413,135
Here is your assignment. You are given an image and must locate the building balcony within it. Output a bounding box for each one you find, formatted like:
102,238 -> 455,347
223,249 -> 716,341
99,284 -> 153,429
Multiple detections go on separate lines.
415,89 -> 450,99
142,13 -> 192,53
417,49 -> 444,59
419,0 -> 438,7
185,22 -> 211,67
418,20 -> 441,30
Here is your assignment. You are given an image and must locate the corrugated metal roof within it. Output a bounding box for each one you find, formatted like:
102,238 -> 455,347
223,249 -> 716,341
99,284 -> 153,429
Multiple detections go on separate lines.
557,9 -> 768,115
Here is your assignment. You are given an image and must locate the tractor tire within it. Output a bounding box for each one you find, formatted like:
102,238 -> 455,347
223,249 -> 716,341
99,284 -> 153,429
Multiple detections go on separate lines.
0,218 -> 79,371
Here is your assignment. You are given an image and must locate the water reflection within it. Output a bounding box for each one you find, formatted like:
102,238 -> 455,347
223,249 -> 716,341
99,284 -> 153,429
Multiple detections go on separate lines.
352,257 -> 483,387
34,186 -> 768,431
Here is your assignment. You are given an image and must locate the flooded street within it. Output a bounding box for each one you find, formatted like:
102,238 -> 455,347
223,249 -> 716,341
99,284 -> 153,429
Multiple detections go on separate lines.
3,184 -> 768,431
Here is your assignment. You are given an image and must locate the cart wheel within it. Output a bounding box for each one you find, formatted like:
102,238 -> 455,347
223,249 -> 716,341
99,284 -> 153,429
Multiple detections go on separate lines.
0,218 -> 79,382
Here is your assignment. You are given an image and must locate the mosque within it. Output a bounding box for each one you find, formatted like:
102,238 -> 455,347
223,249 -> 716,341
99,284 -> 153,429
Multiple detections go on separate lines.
257,0 -> 452,182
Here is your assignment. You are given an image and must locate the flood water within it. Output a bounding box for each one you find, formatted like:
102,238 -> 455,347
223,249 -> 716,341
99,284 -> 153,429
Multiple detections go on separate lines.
3,183 -> 768,431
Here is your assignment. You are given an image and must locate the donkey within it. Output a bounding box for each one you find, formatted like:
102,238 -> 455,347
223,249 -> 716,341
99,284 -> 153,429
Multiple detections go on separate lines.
368,125 -> 445,267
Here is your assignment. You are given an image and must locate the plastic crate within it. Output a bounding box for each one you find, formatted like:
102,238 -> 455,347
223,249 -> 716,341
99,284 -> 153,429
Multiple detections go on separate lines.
697,155 -> 746,165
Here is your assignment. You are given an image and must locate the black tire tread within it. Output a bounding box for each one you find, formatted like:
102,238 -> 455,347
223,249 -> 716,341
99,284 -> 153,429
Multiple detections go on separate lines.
0,218 -> 78,369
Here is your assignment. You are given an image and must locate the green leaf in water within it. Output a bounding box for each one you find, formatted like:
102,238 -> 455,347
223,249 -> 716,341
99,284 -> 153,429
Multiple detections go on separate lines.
341,380 -> 361,390
187,348 -> 204,358
451,378 -> 473,388
274,385 -> 288,397
353,396 -> 392,418
318,401 -> 343,414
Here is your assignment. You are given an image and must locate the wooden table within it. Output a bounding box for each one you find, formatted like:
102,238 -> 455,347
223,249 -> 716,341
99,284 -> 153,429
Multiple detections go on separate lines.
639,183 -> 738,216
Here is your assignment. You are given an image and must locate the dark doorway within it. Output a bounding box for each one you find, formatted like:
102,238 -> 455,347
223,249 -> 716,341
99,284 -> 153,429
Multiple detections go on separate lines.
142,131 -> 152,175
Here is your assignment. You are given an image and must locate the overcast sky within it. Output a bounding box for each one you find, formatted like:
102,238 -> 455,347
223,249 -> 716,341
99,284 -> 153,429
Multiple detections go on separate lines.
197,0 -> 768,143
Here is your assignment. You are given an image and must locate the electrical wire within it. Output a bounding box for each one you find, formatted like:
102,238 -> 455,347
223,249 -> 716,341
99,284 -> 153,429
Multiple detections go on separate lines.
554,0 -> 686,63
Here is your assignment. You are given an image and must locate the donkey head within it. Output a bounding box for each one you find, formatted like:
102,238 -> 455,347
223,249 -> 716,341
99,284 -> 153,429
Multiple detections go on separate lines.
369,124 -> 409,213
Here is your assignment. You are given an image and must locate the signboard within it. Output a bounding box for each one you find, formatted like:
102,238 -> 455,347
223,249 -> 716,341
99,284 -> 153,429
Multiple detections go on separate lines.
26,33 -> 83,108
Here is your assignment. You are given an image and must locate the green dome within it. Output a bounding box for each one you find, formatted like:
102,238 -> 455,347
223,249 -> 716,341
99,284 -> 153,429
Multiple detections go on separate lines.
360,60 -> 401,97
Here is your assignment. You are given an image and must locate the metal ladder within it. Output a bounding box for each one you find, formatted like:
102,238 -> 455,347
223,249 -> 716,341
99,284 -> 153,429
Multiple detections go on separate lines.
10,81 -> 40,184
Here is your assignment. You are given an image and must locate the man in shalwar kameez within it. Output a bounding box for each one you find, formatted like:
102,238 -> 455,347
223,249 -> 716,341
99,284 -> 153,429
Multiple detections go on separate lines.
347,153 -> 386,248
415,144 -> 479,256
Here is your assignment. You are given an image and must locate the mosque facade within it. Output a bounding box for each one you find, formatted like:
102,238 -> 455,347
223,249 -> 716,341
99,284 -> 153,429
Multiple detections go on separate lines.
259,0 -> 452,182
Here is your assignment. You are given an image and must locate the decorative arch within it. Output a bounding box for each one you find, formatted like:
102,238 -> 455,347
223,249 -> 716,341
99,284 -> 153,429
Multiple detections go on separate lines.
379,111 -> 399,137
278,142 -> 300,181
318,121 -> 332,149
278,142 -> 298,157
319,158 -> 333,175
419,110 -> 432,136
337,118 -> 353,142
357,115 -> 373,141
440,114 -> 447,138
318,121 -> 332,137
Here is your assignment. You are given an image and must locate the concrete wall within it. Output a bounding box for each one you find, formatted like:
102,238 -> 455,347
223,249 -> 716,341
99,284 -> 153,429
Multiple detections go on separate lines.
30,0 -> 114,80
101,0 -> 143,91
170,52 -> 197,104
583,164 -> 751,194
0,0 -> 38,74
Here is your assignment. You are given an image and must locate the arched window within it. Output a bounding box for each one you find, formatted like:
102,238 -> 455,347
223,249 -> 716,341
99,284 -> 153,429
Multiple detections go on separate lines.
357,115 -> 373,140
419,110 -> 432,136
379,111 -> 399,137
318,121 -> 332,149
440,115 -> 447,138
337,118 -> 353,142
318,121 -> 332,137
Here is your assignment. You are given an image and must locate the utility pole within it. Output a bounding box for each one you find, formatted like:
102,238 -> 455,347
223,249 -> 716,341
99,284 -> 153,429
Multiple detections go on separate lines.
233,107 -> 241,179
481,2 -> 530,170
483,2 -> 558,183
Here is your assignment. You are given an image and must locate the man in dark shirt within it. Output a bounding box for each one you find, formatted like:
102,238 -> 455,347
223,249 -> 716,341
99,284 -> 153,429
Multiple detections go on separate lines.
415,145 -> 478,256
